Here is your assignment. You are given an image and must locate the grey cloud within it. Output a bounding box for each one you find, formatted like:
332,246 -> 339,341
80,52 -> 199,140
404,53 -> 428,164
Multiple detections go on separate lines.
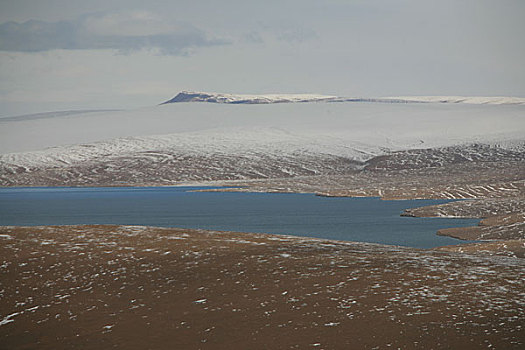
0,13 -> 228,54
277,28 -> 317,44
0,20 -> 79,51
243,31 -> 264,44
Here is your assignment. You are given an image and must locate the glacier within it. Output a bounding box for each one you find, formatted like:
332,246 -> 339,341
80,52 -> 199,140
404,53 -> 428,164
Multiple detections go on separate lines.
0,93 -> 524,186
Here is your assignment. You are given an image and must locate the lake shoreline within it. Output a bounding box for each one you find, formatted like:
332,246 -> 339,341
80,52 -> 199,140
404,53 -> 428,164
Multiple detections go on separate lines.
2,143 -> 522,249
1,182 -> 522,251
0,186 -> 483,249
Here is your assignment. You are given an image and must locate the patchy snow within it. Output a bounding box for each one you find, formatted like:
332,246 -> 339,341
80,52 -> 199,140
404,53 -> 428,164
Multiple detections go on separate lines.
2,124 -> 523,186
0,127 -> 382,171
0,312 -> 19,326
1,225 -> 523,348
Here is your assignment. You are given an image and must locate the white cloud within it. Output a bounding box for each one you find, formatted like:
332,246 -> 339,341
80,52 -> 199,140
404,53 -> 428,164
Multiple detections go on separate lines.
277,27 -> 317,44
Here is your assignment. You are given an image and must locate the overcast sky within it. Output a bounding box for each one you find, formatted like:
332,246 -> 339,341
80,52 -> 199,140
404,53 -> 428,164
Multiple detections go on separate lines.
1,0 -> 524,116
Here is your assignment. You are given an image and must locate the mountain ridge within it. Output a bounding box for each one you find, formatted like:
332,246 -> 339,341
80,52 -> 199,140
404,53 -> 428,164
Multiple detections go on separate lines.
162,91 -> 525,105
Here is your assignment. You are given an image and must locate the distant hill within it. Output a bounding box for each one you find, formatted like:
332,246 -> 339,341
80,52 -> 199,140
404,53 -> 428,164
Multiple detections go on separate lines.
162,91 -> 525,105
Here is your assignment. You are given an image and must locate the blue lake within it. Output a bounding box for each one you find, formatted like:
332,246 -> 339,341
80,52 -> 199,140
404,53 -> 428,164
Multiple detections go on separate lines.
0,186 -> 480,248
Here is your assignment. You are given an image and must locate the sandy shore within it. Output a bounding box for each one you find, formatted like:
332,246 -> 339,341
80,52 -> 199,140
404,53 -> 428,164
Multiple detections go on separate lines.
1,225 -> 523,349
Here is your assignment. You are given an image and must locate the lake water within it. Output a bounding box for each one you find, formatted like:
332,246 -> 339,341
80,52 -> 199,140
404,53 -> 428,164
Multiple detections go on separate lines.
0,186 -> 480,248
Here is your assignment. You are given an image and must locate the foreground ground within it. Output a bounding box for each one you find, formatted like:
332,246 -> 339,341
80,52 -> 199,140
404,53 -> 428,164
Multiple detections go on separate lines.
0,225 -> 523,349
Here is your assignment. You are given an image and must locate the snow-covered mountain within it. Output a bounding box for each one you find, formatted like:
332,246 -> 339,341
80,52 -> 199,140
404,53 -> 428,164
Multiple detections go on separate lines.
162,91 -> 339,104
162,91 -> 525,105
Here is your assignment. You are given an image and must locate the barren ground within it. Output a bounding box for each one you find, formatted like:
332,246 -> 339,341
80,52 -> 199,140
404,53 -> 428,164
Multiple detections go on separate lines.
0,225 -> 524,350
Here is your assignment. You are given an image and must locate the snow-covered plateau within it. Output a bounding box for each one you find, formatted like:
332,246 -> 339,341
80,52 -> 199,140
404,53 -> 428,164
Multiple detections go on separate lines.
161,91 -> 340,104
0,93 -> 524,186
163,91 -> 525,105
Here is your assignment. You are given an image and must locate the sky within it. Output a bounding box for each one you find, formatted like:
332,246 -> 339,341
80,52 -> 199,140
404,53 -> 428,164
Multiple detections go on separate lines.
0,0 -> 524,116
